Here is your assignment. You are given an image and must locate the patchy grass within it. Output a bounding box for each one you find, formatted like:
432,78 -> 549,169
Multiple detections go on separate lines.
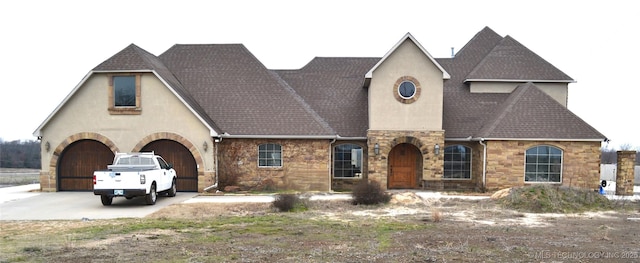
498,185 -> 613,213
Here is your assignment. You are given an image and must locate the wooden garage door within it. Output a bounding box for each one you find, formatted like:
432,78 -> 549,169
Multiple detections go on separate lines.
142,140 -> 198,192
58,140 -> 114,191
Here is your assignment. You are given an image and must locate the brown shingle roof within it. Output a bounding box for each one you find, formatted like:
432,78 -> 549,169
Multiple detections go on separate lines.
276,57 -> 380,137
476,82 -> 606,140
158,44 -> 333,136
84,27 -> 604,141
93,44 -> 221,133
465,36 -> 573,81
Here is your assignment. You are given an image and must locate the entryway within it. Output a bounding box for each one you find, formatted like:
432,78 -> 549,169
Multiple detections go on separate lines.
388,143 -> 422,189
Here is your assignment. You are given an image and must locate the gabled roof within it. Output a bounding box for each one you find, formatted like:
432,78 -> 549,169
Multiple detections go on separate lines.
158,44 -> 334,136
365,33 -> 450,80
440,27 -> 603,141
34,44 -> 221,137
276,57 -> 380,137
476,82 -> 606,140
465,36 -> 574,82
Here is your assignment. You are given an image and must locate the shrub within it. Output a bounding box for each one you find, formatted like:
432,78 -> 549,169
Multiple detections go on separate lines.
272,194 -> 307,212
351,179 -> 391,205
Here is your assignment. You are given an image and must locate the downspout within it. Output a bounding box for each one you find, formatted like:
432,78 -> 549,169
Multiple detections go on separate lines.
479,138 -> 487,190
204,136 -> 222,192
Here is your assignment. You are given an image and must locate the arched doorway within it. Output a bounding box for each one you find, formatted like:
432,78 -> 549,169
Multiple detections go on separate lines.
58,140 -> 114,191
388,143 -> 422,189
141,139 -> 198,192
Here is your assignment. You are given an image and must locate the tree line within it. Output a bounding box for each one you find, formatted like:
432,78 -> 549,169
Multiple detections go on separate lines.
0,139 -> 41,169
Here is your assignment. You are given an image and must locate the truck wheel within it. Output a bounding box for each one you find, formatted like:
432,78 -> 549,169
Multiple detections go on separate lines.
167,179 -> 177,197
101,195 -> 113,206
145,183 -> 157,205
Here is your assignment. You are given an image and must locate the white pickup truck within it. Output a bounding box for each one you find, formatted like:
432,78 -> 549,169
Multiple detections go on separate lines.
93,152 -> 177,206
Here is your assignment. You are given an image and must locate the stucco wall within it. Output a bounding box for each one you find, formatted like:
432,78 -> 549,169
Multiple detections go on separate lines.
218,139 -> 331,191
470,82 -> 569,107
38,72 -> 214,191
368,39 -> 444,131
484,140 -> 601,190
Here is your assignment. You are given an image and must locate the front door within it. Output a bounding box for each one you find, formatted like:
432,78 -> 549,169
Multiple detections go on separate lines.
388,143 -> 420,189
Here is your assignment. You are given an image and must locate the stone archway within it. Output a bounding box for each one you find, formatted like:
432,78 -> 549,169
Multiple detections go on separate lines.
48,132 -> 119,191
132,132 -> 205,192
388,143 -> 422,189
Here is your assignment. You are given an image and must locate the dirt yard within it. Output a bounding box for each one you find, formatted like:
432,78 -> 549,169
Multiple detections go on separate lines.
2,192 -> 640,262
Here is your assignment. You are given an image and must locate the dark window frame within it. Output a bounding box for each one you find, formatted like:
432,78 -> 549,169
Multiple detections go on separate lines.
333,143 -> 363,179
108,73 -> 142,115
443,145 -> 472,180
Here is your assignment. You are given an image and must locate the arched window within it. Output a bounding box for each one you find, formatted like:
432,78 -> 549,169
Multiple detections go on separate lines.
444,145 -> 471,179
525,145 -> 562,183
258,143 -> 282,167
333,144 -> 362,178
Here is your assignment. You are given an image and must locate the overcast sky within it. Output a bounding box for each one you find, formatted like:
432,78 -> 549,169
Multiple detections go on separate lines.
1,0 -> 638,149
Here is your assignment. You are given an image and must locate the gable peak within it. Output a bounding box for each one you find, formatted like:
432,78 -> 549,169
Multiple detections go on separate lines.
365,32 -> 450,79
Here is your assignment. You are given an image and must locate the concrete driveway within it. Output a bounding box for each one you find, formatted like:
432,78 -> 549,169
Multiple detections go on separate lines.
0,184 -> 198,220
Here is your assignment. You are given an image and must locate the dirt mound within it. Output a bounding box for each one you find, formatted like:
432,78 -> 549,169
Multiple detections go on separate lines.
498,185 -> 612,213
490,188 -> 512,199
389,192 -> 423,205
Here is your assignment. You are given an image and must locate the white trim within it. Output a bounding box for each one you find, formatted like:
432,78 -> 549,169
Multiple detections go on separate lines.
150,71 -> 218,137
365,33 -> 450,80
465,78 -> 575,83
476,137 -> 605,142
221,134 -> 336,139
32,70 -> 219,138
397,80 -> 417,100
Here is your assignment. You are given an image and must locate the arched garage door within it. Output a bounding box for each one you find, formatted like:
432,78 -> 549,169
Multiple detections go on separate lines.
142,139 -> 198,192
58,140 -> 115,191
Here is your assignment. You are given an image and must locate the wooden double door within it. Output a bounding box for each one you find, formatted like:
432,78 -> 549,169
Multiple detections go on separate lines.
388,143 -> 422,189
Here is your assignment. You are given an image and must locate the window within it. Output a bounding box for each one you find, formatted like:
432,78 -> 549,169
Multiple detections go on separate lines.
443,145 -> 471,179
114,76 -> 136,107
333,144 -> 363,178
393,76 -> 421,104
258,143 -> 282,167
525,145 -> 562,183
108,74 -> 141,115
398,81 -> 416,99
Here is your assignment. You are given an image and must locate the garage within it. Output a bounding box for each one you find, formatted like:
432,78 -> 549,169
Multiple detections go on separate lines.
141,139 -> 198,192
58,140 -> 115,191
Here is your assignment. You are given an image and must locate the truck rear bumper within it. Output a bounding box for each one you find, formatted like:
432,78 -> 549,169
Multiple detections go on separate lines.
94,189 -> 146,197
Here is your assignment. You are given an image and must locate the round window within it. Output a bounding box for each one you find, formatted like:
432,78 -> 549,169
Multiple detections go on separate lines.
398,81 -> 416,99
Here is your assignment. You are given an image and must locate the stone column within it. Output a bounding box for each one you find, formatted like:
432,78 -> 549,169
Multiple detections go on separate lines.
616,151 -> 637,196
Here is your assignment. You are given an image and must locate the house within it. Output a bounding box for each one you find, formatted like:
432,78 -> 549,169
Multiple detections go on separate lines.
34,27 -> 606,193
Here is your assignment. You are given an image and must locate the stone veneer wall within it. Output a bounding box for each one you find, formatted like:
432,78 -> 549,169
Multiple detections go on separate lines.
441,142 -> 484,191
330,141 -> 368,191
616,151 -> 636,196
484,140 -> 601,190
218,139 -> 331,191
367,130 -> 444,190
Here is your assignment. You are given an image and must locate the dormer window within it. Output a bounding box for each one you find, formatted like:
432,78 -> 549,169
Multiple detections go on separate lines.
108,74 -> 142,115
